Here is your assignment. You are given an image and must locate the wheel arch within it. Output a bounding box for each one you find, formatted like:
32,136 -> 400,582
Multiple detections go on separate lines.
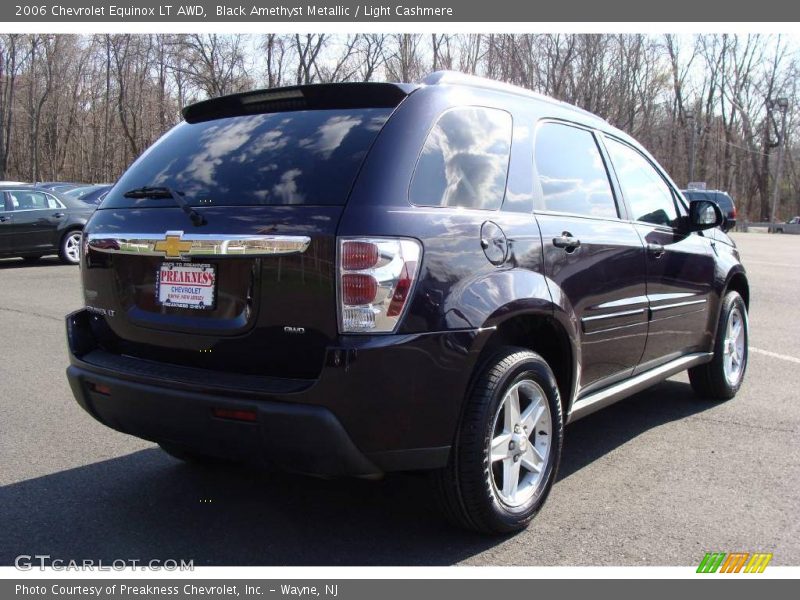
470,306 -> 578,417
724,269 -> 750,310
60,222 -> 85,238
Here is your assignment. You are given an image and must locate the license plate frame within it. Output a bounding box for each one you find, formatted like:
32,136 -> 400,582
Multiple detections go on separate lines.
155,262 -> 216,311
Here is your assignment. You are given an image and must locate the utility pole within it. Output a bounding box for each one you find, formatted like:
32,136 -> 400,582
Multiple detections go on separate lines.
768,97 -> 789,233
686,111 -> 697,186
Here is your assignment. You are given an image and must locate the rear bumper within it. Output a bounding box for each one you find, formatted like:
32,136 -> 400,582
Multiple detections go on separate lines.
66,309 -> 486,477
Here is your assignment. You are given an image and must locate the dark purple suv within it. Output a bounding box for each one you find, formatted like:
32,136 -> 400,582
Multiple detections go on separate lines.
65,72 -> 750,534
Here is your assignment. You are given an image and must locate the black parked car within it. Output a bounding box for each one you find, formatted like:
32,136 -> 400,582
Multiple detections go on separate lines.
1,185 -> 95,264
35,181 -> 90,194
65,73 -> 749,533
65,184 -> 113,206
682,189 -> 737,232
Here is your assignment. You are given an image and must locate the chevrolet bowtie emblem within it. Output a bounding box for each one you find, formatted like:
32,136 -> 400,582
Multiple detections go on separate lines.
154,232 -> 193,258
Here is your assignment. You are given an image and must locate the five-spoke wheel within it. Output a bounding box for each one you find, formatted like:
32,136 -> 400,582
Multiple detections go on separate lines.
489,380 -> 552,508
433,347 -> 563,534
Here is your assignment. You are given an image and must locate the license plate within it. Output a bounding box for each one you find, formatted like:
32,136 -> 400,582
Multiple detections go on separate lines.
156,262 -> 216,310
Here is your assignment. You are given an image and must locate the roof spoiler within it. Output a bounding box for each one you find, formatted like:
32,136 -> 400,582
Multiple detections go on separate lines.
183,82 -> 418,124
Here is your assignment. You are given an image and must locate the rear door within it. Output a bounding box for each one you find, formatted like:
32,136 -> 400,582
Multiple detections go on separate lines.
534,121 -> 648,393
0,192 -> 13,252
4,190 -> 62,253
83,92 -> 403,380
603,136 -> 715,369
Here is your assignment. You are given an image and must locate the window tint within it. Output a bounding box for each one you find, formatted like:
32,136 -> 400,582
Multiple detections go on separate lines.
410,107 -> 512,210
8,191 -> 49,210
534,122 -> 617,219
606,138 -> 679,227
102,108 -> 392,208
714,193 -> 734,212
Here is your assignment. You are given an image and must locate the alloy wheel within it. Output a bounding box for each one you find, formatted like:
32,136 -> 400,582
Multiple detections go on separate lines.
488,379 -> 552,508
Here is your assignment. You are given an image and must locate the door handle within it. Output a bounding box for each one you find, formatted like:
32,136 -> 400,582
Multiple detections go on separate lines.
647,242 -> 665,258
553,232 -> 581,251
52,212 -> 65,218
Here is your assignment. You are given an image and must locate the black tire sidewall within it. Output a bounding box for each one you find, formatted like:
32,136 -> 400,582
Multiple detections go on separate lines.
711,291 -> 748,397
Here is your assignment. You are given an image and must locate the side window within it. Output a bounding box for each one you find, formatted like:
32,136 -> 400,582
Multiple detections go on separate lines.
410,106 -> 512,210
605,138 -> 680,227
533,122 -> 618,219
45,195 -> 61,209
8,191 -> 49,210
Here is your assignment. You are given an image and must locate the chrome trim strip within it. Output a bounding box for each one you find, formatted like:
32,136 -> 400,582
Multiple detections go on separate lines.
594,295 -> 649,310
650,299 -> 707,312
581,308 -> 647,322
87,231 -> 311,259
567,352 -> 713,423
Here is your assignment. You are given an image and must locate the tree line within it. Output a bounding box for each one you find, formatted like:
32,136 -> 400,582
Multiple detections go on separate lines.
0,33 -> 798,221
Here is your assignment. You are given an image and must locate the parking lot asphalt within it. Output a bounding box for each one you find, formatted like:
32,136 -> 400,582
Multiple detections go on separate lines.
0,232 -> 798,567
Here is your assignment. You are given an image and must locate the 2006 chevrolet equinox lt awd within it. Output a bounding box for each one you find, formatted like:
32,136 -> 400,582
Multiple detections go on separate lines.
66,72 -> 750,534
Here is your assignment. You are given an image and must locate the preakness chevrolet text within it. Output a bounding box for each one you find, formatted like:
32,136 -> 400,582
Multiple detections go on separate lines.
65,72 -> 749,533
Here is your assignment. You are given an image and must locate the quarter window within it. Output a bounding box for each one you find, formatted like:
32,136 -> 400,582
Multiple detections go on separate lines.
534,122 -> 618,219
605,138 -> 679,227
410,106 -> 512,210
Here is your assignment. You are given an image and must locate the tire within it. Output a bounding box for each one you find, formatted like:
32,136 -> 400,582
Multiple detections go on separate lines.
158,442 -> 229,466
59,229 -> 82,265
689,291 -> 748,400
433,347 -> 564,534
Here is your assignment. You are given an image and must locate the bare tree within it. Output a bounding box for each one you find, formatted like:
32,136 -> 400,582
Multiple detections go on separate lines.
171,34 -> 250,97
0,33 -> 797,221
294,34 -> 327,84
0,34 -> 20,178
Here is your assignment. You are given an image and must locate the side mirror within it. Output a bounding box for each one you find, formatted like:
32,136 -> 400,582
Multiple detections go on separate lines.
687,200 -> 723,232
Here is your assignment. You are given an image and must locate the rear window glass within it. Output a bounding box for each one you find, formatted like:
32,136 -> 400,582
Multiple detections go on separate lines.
101,108 -> 391,208
713,193 -> 733,210
410,106 -> 512,210
683,190 -> 732,210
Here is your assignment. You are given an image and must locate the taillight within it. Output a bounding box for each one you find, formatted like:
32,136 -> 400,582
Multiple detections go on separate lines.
342,274 -> 378,305
342,241 -> 379,270
337,238 -> 422,333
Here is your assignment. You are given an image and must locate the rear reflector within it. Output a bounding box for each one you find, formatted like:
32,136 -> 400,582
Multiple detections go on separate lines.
387,262 -> 416,317
88,382 -> 111,396
212,408 -> 258,422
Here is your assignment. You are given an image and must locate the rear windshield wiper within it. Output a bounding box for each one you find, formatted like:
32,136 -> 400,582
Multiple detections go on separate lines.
122,186 -> 206,227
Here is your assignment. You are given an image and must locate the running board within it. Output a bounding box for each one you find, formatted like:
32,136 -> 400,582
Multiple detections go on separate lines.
567,352 -> 713,423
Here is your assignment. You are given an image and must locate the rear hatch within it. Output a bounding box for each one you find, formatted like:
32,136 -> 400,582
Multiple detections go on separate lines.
82,83 -> 413,379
